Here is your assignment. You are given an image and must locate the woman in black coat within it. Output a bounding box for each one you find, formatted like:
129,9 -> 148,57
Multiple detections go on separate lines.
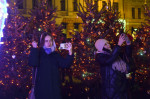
28,33 -> 74,99
95,34 -> 133,99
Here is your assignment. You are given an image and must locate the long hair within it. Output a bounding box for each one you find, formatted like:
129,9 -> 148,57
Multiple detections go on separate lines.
40,32 -> 56,52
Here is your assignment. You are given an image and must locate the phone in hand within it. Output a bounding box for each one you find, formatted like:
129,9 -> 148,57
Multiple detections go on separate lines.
60,43 -> 67,49
126,73 -> 132,79
121,33 -> 128,40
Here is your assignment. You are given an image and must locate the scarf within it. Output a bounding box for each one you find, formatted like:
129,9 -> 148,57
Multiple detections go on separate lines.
43,46 -> 52,54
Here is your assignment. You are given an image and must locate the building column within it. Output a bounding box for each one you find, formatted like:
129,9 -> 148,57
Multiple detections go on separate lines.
26,0 -> 32,9
52,0 -> 55,8
67,23 -> 74,38
97,0 -> 101,12
55,0 -> 60,11
78,24 -> 83,32
67,0 -> 73,16
106,0 -> 114,5
119,0 -> 124,19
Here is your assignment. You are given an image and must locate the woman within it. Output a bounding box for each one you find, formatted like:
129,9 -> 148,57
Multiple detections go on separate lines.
95,34 -> 133,99
28,32 -> 74,99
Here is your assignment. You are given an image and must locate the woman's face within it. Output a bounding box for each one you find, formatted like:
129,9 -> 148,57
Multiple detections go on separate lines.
103,42 -> 111,50
44,35 -> 52,48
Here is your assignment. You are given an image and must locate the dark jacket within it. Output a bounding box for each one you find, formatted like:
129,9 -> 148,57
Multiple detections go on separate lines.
28,47 -> 74,99
96,45 -> 133,99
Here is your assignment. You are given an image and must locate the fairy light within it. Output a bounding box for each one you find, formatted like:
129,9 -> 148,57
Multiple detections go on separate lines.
0,0 -> 8,44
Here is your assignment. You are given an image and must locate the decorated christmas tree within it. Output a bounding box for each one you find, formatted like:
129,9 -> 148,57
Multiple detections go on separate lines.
0,0 -> 64,98
0,0 -> 31,98
63,0 -> 125,98
132,3 -> 150,96
25,0 -> 64,46
72,0 -> 124,82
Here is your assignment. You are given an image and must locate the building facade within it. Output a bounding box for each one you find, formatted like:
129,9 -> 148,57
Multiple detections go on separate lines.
19,0 -> 150,38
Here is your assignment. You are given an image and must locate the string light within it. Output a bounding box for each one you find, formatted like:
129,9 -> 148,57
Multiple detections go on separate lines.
0,0 -> 8,44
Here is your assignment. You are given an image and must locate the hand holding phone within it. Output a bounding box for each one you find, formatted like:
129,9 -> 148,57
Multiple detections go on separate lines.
60,42 -> 73,55
118,34 -> 126,46
120,33 -> 131,45
60,43 -> 67,49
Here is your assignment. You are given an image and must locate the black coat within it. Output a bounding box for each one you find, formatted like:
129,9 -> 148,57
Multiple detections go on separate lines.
96,45 -> 133,99
28,48 -> 74,99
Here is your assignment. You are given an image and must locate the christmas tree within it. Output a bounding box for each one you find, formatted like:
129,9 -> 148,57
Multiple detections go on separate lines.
132,3 -> 150,96
25,0 -> 64,46
0,0 -> 31,98
63,0 -> 125,98
0,0 -> 66,98
72,0 -> 124,82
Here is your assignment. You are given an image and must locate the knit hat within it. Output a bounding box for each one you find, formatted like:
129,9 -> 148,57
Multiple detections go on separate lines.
95,39 -> 108,52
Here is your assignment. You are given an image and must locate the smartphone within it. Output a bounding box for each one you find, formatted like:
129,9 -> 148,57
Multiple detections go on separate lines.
60,43 -> 67,49
126,73 -> 131,79
121,33 -> 128,40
